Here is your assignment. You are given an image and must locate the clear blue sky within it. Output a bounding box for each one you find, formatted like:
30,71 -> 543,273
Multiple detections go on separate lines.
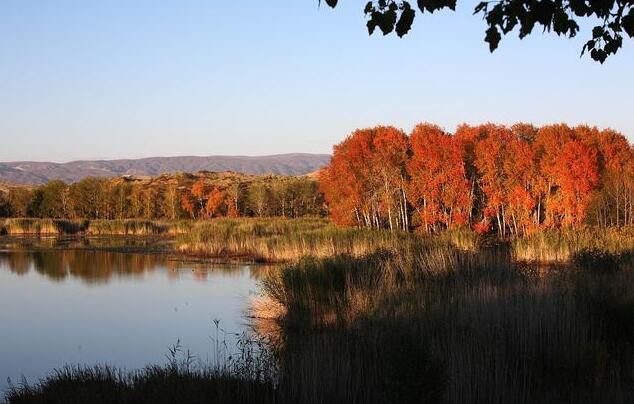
1,1 -> 632,162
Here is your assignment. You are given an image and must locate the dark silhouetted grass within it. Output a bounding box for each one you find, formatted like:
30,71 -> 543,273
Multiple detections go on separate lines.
257,242 -> 634,403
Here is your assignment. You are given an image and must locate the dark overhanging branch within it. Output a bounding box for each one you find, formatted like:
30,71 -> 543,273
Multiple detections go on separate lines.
321,0 -> 634,63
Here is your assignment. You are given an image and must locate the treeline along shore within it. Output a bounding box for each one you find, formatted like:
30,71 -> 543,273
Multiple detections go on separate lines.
0,171 -> 325,221
1,122 -> 634,266
2,122 -> 632,234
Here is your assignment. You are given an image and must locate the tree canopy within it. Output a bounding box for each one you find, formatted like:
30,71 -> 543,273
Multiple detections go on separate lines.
320,123 -> 633,234
321,0 -> 634,63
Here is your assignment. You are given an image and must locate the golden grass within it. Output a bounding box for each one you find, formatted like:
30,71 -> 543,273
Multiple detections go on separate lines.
2,218 -> 83,235
177,217 -> 417,263
86,219 -> 192,236
0,218 -> 193,236
513,226 -> 634,262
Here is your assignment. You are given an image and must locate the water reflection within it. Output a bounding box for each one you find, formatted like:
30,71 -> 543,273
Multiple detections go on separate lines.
0,237 -> 270,392
0,237 -> 274,284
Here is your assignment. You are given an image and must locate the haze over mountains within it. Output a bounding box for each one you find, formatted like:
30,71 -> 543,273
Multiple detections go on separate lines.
0,153 -> 331,185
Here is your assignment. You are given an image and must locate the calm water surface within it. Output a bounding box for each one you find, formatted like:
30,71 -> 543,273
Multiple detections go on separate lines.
0,237 -> 265,393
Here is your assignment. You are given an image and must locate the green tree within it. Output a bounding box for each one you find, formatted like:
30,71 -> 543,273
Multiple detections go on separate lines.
162,183 -> 182,220
247,183 -> 271,217
68,177 -> 109,219
109,183 -> 133,219
28,180 -> 68,218
0,192 -> 10,217
6,188 -> 33,217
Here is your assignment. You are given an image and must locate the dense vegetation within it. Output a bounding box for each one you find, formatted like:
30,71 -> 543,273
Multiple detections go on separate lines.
0,172 -> 324,221
321,123 -> 633,235
255,245 -> 634,402
176,217 -> 421,262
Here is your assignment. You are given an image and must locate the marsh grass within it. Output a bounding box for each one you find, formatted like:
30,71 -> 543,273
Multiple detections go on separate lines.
86,220 -> 191,236
0,218 -> 192,236
513,226 -> 634,262
2,218 -> 83,235
5,365 -> 276,404
259,243 -> 634,403
177,217 -> 417,262
433,226 -> 481,252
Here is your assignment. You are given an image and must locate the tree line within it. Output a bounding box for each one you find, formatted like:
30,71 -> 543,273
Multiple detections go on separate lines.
0,173 -> 325,220
319,123 -> 634,236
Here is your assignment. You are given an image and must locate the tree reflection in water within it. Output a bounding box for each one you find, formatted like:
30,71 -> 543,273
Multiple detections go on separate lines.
0,236 -> 272,284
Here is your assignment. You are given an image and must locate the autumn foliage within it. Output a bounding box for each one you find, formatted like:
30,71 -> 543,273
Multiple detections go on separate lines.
320,123 -> 634,236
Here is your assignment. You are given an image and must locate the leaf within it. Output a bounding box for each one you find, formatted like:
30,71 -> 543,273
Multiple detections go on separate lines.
519,18 -> 536,38
418,0 -> 454,14
623,9 -> 634,38
604,36 -> 622,55
367,17 -> 378,35
474,2 -> 488,14
553,10 -> 569,35
485,27 -> 501,52
590,48 -> 607,64
364,2 -> 373,14
379,9 -> 398,35
396,4 -> 416,37
324,0 -> 338,8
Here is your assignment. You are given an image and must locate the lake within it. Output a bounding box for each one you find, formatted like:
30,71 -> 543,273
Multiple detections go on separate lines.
0,237 -> 264,394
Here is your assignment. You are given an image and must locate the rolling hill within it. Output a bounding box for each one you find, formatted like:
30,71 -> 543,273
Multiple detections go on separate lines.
0,153 -> 331,184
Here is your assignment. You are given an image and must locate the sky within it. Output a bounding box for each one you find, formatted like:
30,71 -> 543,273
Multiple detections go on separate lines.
0,1 -> 632,162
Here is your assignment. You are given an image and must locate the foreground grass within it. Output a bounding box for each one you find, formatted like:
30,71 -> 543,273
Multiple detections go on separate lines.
6,366 -> 275,404
257,245 -> 634,403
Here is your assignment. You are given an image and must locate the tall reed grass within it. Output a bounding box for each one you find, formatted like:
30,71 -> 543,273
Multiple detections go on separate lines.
2,218 -> 83,235
0,218 -> 192,236
177,217 -> 418,262
256,244 -> 634,403
86,219 -> 191,236
513,226 -> 634,262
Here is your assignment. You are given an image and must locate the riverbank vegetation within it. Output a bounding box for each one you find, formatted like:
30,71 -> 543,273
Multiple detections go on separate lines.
253,245 -> 634,403
7,242 -> 633,403
176,217 -> 417,262
0,218 -> 191,236
3,217 -> 634,266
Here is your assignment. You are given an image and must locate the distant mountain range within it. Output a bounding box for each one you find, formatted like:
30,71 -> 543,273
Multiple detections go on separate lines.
0,153 -> 331,185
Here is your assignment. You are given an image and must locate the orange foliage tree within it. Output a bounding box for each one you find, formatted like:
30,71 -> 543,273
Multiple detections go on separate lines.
319,126 -> 409,229
205,187 -> 225,218
320,121 -> 629,235
407,123 -> 470,233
